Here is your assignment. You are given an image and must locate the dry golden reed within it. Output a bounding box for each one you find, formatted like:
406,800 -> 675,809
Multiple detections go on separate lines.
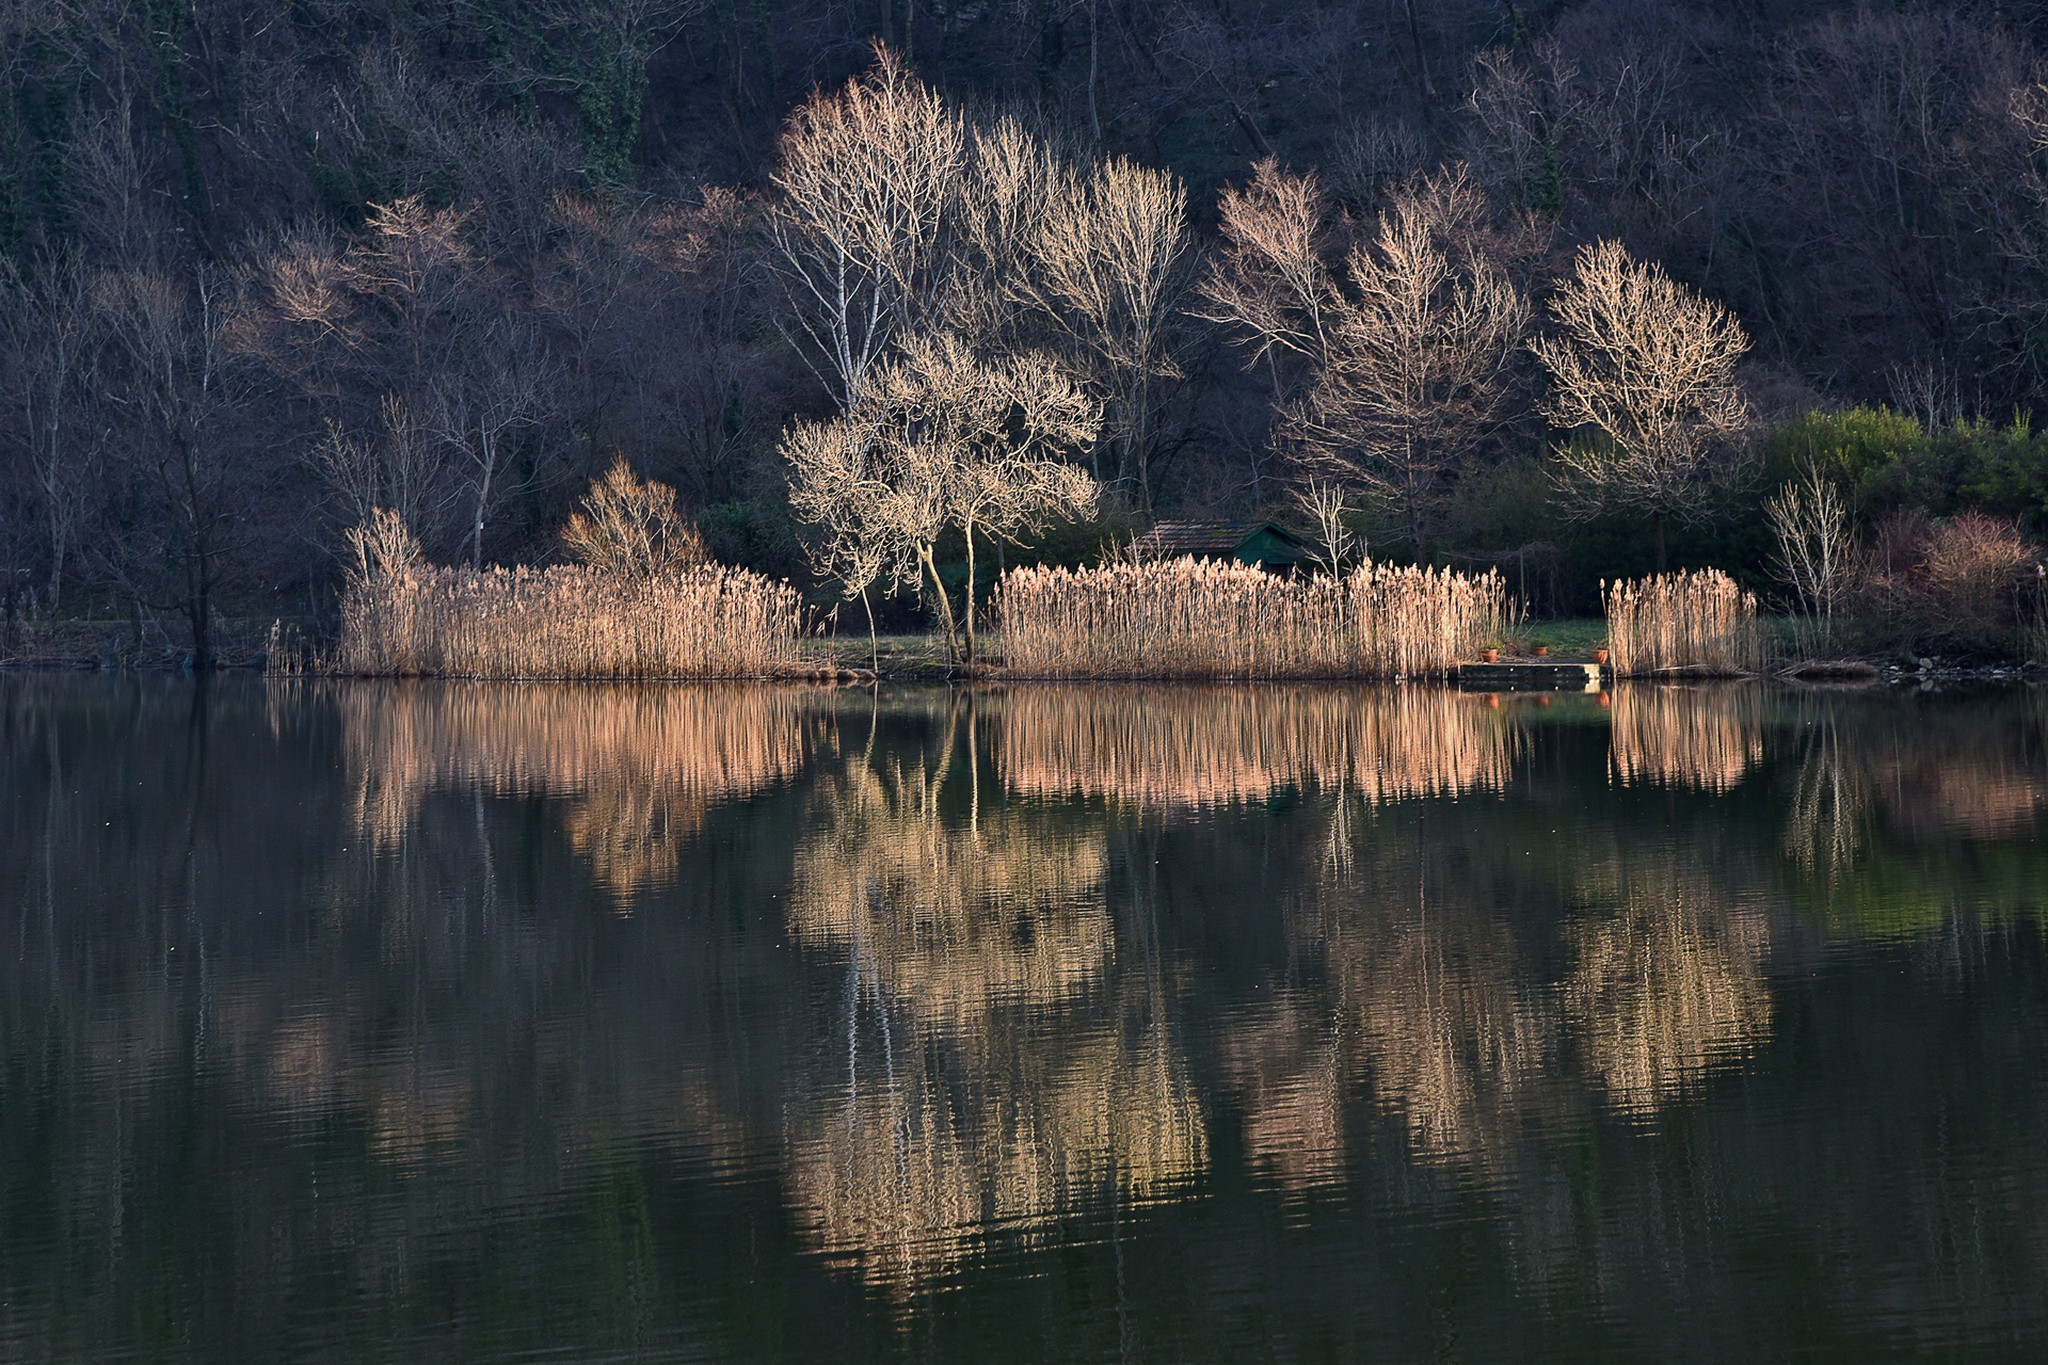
997,685 -> 1518,810
335,511 -> 802,679
994,557 -> 1511,679
1602,568 -> 1765,676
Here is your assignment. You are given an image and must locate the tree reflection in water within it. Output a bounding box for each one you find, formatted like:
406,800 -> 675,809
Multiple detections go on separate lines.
784,702 -> 1204,1298
1563,881 -> 1774,1119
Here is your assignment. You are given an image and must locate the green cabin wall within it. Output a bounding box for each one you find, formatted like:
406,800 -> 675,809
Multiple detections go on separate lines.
1231,527 -> 1301,566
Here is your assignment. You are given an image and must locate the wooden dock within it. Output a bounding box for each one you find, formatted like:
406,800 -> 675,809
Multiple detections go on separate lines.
1456,660 -> 1603,691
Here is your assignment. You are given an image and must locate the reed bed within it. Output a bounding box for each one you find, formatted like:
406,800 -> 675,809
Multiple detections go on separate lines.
997,685 -> 1519,810
336,545 -> 803,679
994,557 -> 1512,679
1603,568 -> 1765,676
1607,684 -> 1768,793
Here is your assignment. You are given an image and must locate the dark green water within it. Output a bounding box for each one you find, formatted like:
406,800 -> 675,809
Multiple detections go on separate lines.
3,677 -> 2046,1361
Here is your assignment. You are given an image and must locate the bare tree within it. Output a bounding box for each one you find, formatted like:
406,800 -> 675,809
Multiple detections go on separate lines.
93,266 -> 261,668
1197,159 -> 1339,377
0,255 -> 104,611
561,457 -> 707,579
784,334 -> 1099,667
778,414 -> 898,670
1015,155 -> 1194,511
1292,171 -> 1528,558
1531,240 -> 1752,570
1766,463 -> 1856,655
1293,478 -> 1360,576
770,47 -> 1192,515
309,397 -> 453,544
1201,163 -> 1528,557
245,196 -> 493,555
767,44 -> 967,410
432,317 -> 562,567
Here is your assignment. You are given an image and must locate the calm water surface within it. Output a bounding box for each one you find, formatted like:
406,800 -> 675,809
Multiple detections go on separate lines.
3,677 -> 2046,1361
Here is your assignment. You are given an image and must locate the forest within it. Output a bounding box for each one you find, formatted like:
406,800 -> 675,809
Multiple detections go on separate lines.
5,0 -> 2048,664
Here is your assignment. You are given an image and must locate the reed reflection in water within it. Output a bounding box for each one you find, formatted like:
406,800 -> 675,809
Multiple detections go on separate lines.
336,682 -> 831,901
1607,683 -> 1769,792
998,685 -> 1520,810
784,733 -> 1205,1298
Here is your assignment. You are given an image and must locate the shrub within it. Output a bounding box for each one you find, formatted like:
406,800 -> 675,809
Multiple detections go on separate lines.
994,557 -> 1511,679
1759,406 -> 1923,499
561,458 -> 709,580
1603,569 -> 1765,676
1857,510 -> 2040,656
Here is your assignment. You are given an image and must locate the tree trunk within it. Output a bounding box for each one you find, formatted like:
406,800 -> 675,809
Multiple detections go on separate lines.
188,573 -> 212,672
1087,1 -> 1102,143
963,520 -> 978,670
859,583 -> 879,674
919,544 -> 960,663
1653,511 -> 1668,574
471,431 -> 495,569
1402,0 -> 1437,103
45,530 -> 64,615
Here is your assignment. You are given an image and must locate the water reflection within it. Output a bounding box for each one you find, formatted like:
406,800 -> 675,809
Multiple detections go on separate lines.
1564,882 -> 1774,1118
2,678 -> 2046,1358
336,682 -> 830,902
1237,825 -> 1774,1198
998,685 -> 1519,809
1608,683 -> 1767,792
784,728 -> 1204,1297
1787,690 -> 2048,845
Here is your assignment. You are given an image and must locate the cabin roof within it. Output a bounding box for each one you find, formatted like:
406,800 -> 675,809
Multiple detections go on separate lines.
1130,519 -> 1309,562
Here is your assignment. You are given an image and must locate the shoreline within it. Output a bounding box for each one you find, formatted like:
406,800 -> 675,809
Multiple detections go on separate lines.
4,652 -> 2041,689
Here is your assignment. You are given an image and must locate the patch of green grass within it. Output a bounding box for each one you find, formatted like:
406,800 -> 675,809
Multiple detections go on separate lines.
1512,618 -> 1607,656
812,632 -> 960,678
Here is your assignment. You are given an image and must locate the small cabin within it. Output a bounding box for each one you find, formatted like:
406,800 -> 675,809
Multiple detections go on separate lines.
1130,519 -> 1310,572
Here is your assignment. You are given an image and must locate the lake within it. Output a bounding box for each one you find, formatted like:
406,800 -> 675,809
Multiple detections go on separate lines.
2,676 -> 2046,1361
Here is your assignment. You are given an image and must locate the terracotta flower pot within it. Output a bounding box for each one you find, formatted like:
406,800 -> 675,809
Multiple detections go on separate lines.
1532,645 -> 1550,657
1482,648 -> 1499,663
1593,648 -> 1610,666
